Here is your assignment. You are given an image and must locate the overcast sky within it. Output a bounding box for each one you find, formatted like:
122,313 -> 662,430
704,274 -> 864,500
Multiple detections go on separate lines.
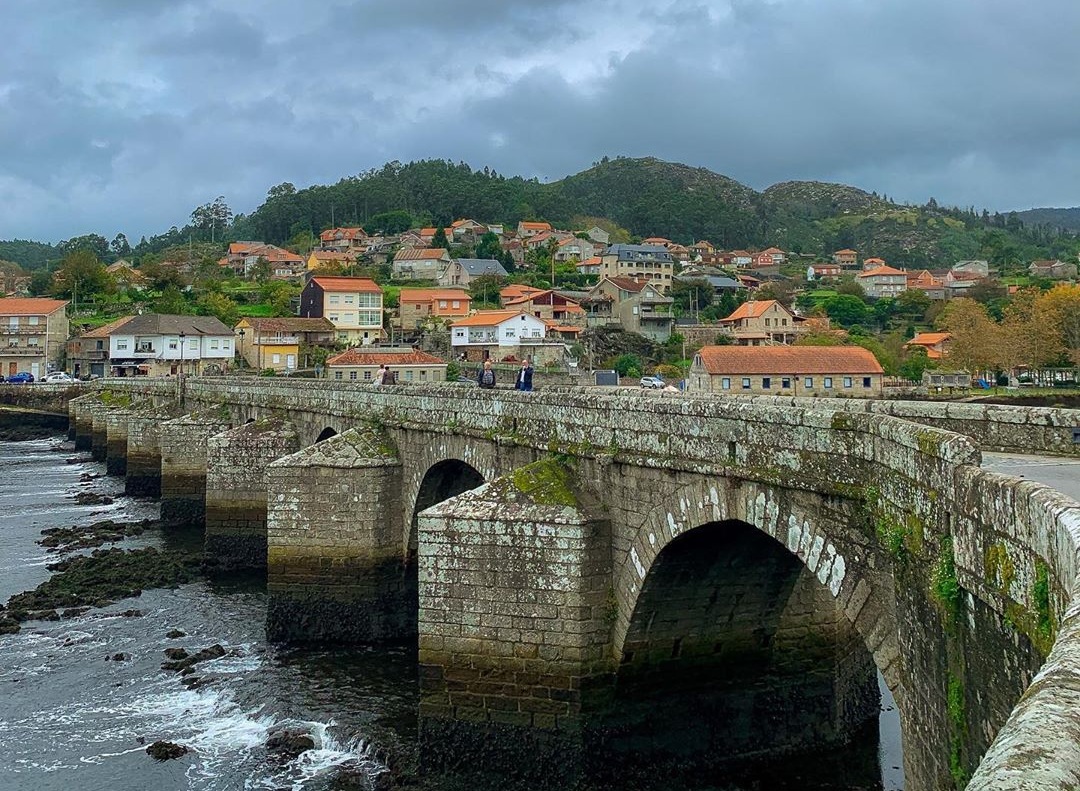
3,0 -> 1079,243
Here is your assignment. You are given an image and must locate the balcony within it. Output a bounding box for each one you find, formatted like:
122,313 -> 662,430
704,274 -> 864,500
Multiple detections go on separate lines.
132,347 -> 160,358
257,335 -> 300,345
1,346 -> 46,357
0,326 -> 47,336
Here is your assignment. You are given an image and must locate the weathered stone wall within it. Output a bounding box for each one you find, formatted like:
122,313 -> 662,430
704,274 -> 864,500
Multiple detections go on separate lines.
0,382 -> 84,415
205,418 -> 300,570
124,407 -> 176,497
159,411 -> 231,525
265,428 -> 409,642
93,378 -> 1080,789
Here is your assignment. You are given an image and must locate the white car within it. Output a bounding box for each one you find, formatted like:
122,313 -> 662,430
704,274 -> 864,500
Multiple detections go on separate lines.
43,372 -> 74,384
639,375 -> 666,389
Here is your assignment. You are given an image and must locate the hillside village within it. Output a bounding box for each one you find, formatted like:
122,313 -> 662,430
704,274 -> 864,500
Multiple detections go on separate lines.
2,157 -> 1079,394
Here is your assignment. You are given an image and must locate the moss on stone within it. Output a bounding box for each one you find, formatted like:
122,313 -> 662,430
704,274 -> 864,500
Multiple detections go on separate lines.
916,428 -> 941,457
931,537 -> 962,626
876,513 -> 908,561
947,671 -> 970,788
830,412 -> 855,431
99,391 -> 132,408
1033,559 -> 1054,645
984,542 -> 1015,596
509,457 -> 578,508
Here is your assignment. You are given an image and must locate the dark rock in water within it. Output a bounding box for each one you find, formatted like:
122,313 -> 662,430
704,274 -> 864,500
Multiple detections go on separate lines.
162,643 -> 226,673
0,612 -> 19,635
165,628 -> 186,639
65,458 -> 82,464
265,727 -> 316,759
60,607 -> 90,619
27,609 -> 60,621
109,652 -> 129,662
7,547 -> 200,619
40,518 -> 155,552
163,647 -> 189,661
120,609 -> 143,618
74,492 -> 114,506
146,741 -> 188,761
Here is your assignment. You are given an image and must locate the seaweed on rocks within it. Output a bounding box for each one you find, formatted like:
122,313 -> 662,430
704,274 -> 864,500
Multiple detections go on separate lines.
40,519 -> 156,552
5,547 -> 201,623
145,741 -> 189,761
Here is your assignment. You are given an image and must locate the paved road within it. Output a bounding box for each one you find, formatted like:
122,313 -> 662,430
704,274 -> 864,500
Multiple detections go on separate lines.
982,453 -> 1080,503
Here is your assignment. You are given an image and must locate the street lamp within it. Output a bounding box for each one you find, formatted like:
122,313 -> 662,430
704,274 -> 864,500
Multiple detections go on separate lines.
237,329 -> 245,369
179,331 -> 186,377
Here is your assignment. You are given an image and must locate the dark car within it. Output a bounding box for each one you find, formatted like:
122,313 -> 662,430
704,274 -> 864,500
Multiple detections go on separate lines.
7,372 -> 34,384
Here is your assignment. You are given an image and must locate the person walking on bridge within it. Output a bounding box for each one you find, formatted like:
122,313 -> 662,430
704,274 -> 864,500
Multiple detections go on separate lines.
477,359 -> 496,389
514,358 -> 534,392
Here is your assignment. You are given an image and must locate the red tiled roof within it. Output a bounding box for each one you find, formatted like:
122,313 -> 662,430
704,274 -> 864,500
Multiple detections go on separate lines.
237,317 -> 335,333
319,227 -> 366,241
519,221 -> 552,231
0,297 -> 68,316
858,265 -> 907,278
605,277 -> 650,293
327,349 -> 446,367
394,247 -> 448,261
907,332 -> 951,346
697,345 -> 883,375
723,299 -> 788,321
311,277 -> 382,293
451,310 -> 528,327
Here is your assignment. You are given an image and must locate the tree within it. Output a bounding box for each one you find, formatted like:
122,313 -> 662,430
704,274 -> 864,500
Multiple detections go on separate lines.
899,347 -> 933,381
755,280 -> 796,308
468,273 -> 507,306
110,233 -> 132,258
836,277 -> 866,298
1036,284 -> 1080,365
939,298 -> 1000,373
28,270 -> 54,296
53,250 -> 111,306
1000,288 -> 1062,371
154,285 -> 191,315
613,353 -> 643,378
433,226 -> 450,251
197,291 -> 240,327
475,231 -> 502,261
58,234 -> 109,261
190,196 -> 233,243
895,289 -> 931,320
822,294 -> 869,327
367,210 -> 414,235
670,278 -> 714,317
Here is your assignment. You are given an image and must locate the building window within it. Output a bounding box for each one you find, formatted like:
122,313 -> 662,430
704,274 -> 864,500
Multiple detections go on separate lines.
721,377 -> 730,390
329,295 -> 340,305
349,371 -> 358,380
334,371 -> 343,379
782,318 -> 788,326
405,370 -> 414,381
764,318 -> 770,327
824,377 -> 833,389
210,339 -> 220,350
762,377 -> 771,389
844,377 -> 853,388
741,377 -> 751,389
863,377 -> 872,388
455,330 -> 465,338
439,300 -> 448,309
168,340 -> 178,350
117,340 -> 128,350
781,377 -> 790,388
363,370 -> 372,380
343,295 -> 355,305
451,300 -> 460,309
505,328 -> 516,338
804,377 -> 814,389
272,354 -> 281,364
421,370 -> 427,380
28,316 -> 39,326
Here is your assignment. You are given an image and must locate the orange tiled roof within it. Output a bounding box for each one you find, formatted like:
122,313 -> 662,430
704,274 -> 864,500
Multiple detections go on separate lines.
500,284 -> 545,300
697,345 -> 883,375
327,348 -> 445,367
858,265 -> 907,278
394,247 -> 449,261
78,315 -> 136,338
451,310 -> 528,327
642,237 -> 672,245
604,277 -> 650,293
908,332 -> 951,346
0,297 -> 68,316
834,249 -> 857,255
519,221 -> 552,231
761,247 -> 785,255
723,299 -> 788,321
319,227 -> 366,241
311,277 -> 382,293
577,256 -> 602,267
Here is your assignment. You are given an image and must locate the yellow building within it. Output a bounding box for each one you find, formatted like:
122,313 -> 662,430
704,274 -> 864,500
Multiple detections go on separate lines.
234,317 -> 336,372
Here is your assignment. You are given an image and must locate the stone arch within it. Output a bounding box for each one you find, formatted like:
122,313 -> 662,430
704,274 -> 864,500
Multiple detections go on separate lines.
409,458 -> 486,554
612,474 -> 899,694
314,426 -> 338,443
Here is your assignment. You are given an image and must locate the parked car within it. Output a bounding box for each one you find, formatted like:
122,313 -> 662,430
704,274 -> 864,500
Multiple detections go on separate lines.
640,375 -> 665,389
7,372 -> 34,384
44,372 -> 74,384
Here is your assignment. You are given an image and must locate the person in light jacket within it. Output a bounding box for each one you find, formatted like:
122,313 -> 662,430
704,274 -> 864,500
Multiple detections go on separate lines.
514,358 -> 534,392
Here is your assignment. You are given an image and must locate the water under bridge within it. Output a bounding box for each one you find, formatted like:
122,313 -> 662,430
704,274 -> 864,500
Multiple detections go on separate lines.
9,378 -> 1080,790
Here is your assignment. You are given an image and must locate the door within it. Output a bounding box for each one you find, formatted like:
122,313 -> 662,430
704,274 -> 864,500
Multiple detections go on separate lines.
286,354 -> 296,371
7,362 -> 15,376
30,362 -> 40,379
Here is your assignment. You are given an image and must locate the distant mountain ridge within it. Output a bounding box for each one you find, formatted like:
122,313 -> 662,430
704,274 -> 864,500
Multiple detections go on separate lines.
2,157 -> 1077,271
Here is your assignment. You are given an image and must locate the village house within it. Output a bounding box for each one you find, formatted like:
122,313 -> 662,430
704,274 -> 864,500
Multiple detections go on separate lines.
576,256 -> 602,277
599,244 -> 675,292
861,257 -> 887,271
832,249 -> 859,267
586,226 -> 610,244
449,218 -> 487,244
687,345 -> 884,397
503,289 -> 586,325
326,347 -> 448,384
907,270 -> 946,300
438,258 -> 508,288
224,242 -> 305,279
98,314 -> 234,377
318,227 -> 367,253
451,311 -> 548,352
1029,259 -> 1078,280
943,270 -> 983,298
753,247 -> 787,267
729,250 -> 753,268
106,260 -> 148,290
233,316 -> 336,372
397,288 -> 472,331
0,297 -> 69,379
391,248 -> 451,280
674,269 -> 742,298
718,299 -> 802,346
553,237 -> 594,262
517,221 -> 553,238
582,277 -> 674,341
906,331 -> 952,361
857,264 -> 908,299
68,315 -> 130,380
499,284 -> 547,306
306,250 -> 355,272
952,260 -> 990,277
807,263 -> 842,280
299,276 -> 384,345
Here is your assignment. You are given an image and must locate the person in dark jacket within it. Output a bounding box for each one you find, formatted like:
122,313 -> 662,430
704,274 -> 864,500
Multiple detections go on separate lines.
477,359 -> 496,389
514,358 -> 534,392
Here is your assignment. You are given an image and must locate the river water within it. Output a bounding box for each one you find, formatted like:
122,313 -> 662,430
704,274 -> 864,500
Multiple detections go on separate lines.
0,435 -> 903,790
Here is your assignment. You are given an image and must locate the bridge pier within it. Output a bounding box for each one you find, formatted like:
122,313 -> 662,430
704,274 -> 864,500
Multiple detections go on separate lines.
69,394 -> 100,451
159,411 -> 230,526
266,428 -> 409,642
90,406 -> 112,462
104,407 -> 137,476
205,418 -> 299,571
416,459 -> 614,788
125,407 -> 175,497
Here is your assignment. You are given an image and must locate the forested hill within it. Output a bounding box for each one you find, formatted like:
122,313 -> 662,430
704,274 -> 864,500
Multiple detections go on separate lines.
4,157 -> 1079,270
1013,207 -> 1080,232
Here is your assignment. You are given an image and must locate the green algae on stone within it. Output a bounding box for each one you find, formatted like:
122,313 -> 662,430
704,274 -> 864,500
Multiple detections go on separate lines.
509,457 -> 578,507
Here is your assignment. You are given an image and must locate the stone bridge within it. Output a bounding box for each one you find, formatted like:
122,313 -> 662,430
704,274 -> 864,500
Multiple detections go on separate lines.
60,378 -> 1080,790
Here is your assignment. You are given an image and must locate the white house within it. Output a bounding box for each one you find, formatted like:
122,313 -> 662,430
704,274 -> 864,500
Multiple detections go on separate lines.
107,314 -> 234,376
450,310 -> 548,348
